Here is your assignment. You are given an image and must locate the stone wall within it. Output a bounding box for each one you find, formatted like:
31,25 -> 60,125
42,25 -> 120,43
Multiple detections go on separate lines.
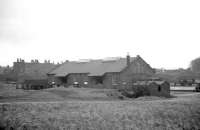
148,82 -> 170,97
66,73 -> 89,87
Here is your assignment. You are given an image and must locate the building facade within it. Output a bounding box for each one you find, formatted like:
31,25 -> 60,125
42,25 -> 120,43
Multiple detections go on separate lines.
13,59 -> 57,89
48,55 -> 155,89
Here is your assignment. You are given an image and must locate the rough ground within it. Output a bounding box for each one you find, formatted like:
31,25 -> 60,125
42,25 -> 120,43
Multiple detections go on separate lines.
0,83 -> 125,102
0,83 -> 200,130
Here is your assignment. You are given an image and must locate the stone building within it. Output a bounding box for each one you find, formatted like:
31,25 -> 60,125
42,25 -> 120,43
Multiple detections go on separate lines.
132,81 -> 170,97
48,55 -> 155,89
13,59 -> 57,88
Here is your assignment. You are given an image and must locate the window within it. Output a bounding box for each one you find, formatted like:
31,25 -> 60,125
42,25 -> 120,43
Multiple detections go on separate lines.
122,82 -> 127,85
73,81 -> 79,87
74,82 -> 78,85
158,85 -> 161,92
112,76 -> 115,85
112,74 -> 120,85
73,76 -> 76,82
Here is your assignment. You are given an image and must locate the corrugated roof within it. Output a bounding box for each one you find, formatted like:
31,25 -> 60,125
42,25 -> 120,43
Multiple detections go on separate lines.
49,57 -> 136,77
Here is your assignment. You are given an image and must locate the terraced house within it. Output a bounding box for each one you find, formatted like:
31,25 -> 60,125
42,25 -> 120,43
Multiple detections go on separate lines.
48,55 -> 155,89
13,59 -> 57,89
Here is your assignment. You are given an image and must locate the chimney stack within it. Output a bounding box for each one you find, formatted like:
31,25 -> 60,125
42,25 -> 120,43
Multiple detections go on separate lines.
126,53 -> 130,66
137,55 -> 140,58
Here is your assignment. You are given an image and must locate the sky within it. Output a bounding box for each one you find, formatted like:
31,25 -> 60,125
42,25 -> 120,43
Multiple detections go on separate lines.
0,0 -> 200,69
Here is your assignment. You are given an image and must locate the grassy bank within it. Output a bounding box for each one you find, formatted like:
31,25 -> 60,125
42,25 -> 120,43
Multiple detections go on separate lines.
0,94 -> 200,130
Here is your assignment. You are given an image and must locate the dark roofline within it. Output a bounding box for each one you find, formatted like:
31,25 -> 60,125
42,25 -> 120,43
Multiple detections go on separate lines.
48,55 -> 154,77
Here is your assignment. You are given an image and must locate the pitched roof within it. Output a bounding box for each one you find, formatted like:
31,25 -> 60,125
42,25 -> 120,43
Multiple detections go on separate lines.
49,57 -> 137,77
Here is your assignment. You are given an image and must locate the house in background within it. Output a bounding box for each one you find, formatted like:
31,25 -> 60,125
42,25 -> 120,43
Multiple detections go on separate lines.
22,79 -> 49,90
13,59 -> 58,89
47,55 -> 155,89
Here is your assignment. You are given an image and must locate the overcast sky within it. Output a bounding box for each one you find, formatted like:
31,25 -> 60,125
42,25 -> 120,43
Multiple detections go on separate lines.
0,0 -> 200,69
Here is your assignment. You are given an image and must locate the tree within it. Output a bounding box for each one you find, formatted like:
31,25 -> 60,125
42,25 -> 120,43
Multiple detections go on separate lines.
190,57 -> 200,73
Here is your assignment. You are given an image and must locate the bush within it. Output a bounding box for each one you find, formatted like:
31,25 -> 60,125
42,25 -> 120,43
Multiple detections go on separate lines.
120,89 -> 135,98
120,85 -> 150,98
133,85 -> 150,98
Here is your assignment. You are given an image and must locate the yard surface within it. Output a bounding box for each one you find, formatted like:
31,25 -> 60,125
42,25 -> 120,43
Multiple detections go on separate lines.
0,82 -> 200,130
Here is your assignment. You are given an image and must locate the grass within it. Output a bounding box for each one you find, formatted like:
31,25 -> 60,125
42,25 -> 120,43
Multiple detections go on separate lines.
0,94 -> 200,130
0,83 -> 125,102
0,82 -> 200,130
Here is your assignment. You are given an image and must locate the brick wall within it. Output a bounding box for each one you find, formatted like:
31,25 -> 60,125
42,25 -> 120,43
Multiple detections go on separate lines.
67,73 -> 89,87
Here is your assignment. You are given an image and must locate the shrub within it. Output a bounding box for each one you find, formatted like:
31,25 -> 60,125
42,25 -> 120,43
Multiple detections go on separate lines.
120,85 -> 150,98
132,85 -> 150,98
120,89 -> 135,98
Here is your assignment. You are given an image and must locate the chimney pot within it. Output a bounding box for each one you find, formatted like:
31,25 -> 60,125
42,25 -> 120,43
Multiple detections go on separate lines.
126,53 -> 130,66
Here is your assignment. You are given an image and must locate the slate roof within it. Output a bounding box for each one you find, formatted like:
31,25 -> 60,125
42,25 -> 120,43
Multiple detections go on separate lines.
49,57 -> 137,77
